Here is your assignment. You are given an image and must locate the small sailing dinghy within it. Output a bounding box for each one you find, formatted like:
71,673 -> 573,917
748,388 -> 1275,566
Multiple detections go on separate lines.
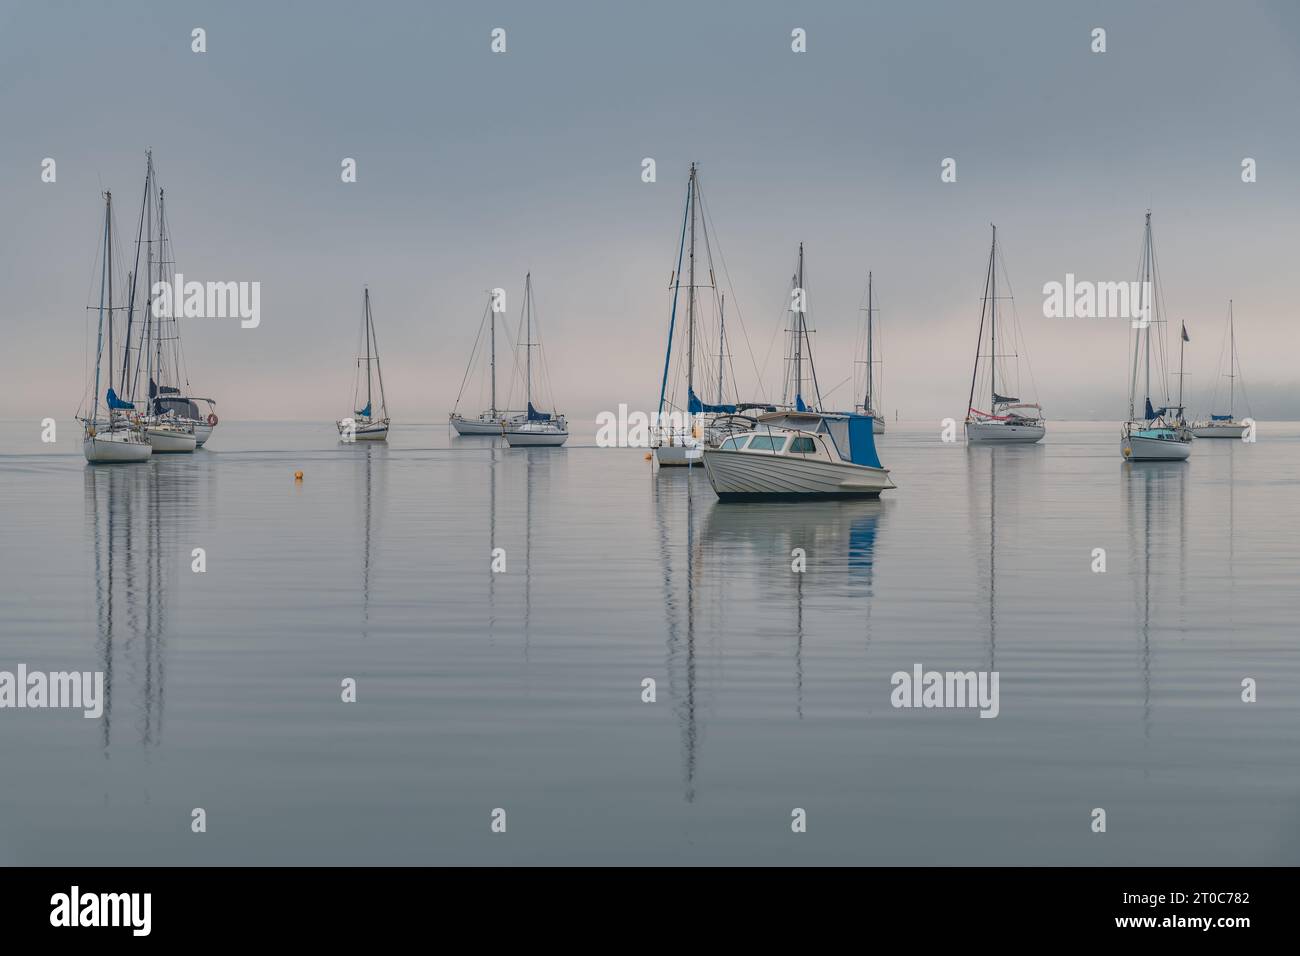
450,290 -> 528,435
855,271 -> 886,435
81,191 -> 152,464
964,225 -> 1045,443
1192,300 -> 1250,438
1121,212 -> 1191,461
503,273 -> 568,447
337,287 -> 390,441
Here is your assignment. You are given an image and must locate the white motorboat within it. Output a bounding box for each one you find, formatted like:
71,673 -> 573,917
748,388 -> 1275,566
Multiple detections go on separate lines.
964,225 -> 1046,444
1192,300 -> 1251,439
338,286 -> 391,442
1121,212 -> 1191,461
702,410 -> 895,500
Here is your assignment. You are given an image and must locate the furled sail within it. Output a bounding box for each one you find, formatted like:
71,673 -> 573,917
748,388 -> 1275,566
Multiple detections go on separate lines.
687,387 -> 736,415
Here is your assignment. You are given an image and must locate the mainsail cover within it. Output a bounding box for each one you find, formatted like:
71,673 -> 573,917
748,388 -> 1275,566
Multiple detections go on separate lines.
105,388 -> 134,410
527,402 -> 552,422
356,402 -> 372,418
993,392 -> 1019,405
687,387 -> 736,415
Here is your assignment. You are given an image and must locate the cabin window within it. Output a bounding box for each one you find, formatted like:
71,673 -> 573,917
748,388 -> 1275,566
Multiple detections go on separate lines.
747,435 -> 786,452
719,436 -> 749,451
788,437 -> 816,454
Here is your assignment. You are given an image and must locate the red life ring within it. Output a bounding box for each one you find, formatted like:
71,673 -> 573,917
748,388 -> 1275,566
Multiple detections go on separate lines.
207,413 -> 219,426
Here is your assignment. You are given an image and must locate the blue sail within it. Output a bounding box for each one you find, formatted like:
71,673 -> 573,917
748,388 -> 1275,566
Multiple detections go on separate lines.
356,402 -> 371,418
687,388 -> 736,415
527,402 -> 552,422
105,388 -> 134,410
1211,414 -> 1234,421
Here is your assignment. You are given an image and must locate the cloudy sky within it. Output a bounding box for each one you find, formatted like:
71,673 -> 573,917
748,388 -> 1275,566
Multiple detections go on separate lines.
3,0 -> 1297,423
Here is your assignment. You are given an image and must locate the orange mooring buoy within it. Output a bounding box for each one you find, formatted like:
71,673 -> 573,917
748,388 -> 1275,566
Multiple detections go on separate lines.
294,470 -> 304,480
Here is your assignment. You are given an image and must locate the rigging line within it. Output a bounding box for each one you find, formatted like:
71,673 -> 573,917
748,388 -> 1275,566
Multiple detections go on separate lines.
452,299 -> 492,412
695,180 -> 765,398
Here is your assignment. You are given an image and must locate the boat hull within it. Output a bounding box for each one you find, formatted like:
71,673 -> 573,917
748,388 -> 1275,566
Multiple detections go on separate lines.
451,416 -> 516,435
1192,424 -> 1246,439
654,443 -> 703,467
966,421 -> 1045,443
702,448 -> 894,500
84,433 -> 153,463
193,423 -> 214,446
873,418 -> 885,435
1122,434 -> 1191,461
144,427 -> 198,453
504,429 -> 568,447
338,419 -> 389,441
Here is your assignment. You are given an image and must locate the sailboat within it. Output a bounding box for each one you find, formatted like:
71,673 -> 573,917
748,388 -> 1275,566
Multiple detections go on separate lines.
1192,300 -> 1250,438
855,271 -> 885,435
1121,212 -> 1191,461
81,191 -> 152,463
337,287 -> 390,441
450,291 -> 528,435
503,273 -> 568,447
965,225 -> 1045,443
653,163 -> 765,467
116,152 -> 197,453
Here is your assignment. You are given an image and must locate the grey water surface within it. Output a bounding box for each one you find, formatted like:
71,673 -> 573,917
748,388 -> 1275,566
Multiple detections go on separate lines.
1,420 -> 1297,865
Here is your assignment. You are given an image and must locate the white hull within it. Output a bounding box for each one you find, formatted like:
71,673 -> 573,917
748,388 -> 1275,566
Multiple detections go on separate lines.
338,419 -> 389,441
873,418 -> 885,435
144,427 -> 197,453
654,443 -> 703,467
504,428 -> 568,447
1122,434 -> 1192,461
1192,423 -> 1246,439
966,420 -> 1045,444
84,432 -> 153,463
702,448 -> 894,499
193,423 -> 214,446
451,417 -> 506,435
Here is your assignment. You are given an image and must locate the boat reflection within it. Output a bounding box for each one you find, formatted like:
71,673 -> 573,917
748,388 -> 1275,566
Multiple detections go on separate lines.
84,455 -> 204,750
654,469 -> 885,800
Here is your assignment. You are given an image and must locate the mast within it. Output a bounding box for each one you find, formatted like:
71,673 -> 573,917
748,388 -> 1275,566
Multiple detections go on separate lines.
525,273 -> 532,411
717,293 -> 725,406
92,194 -> 111,422
122,151 -> 151,394
989,225 -> 997,410
364,287 -> 372,416
489,290 -> 497,417
864,271 -> 874,414
152,187 -> 163,404
794,243 -> 804,405
968,230 -> 994,419
1144,214 -> 1152,417
370,289 -> 387,418
686,164 -> 697,404
1229,299 -> 1235,414
107,192 -> 114,402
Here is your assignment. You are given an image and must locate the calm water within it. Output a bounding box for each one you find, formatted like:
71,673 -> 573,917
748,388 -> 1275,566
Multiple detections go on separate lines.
1,419 -> 1298,865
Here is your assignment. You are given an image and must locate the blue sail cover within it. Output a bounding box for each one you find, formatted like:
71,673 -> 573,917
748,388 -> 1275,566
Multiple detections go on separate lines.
1211,414 -> 1234,421
1144,398 -> 1169,420
527,402 -> 552,422
846,413 -> 883,469
992,392 -> 1019,404
687,387 -> 736,415
795,394 -> 807,412
105,388 -> 134,410
356,402 -> 371,418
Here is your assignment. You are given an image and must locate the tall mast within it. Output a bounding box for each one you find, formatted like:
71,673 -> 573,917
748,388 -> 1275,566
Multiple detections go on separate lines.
525,273 -> 532,410
153,186 -> 164,400
364,287 -> 372,415
794,243 -> 804,405
717,293 -> 725,406
1229,299 -> 1236,414
686,164 -> 697,404
1177,318 -> 1186,414
989,225 -> 997,410
122,151 -> 151,394
968,230 -> 994,418
92,194 -> 111,421
1144,214 -> 1152,415
107,192 -> 114,401
370,289 -> 386,417
865,271 -> 874,413
489,290 -> 497,416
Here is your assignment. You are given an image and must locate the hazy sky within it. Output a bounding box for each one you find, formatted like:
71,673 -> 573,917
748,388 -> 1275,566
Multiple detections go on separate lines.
3,0 -> 1298,423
